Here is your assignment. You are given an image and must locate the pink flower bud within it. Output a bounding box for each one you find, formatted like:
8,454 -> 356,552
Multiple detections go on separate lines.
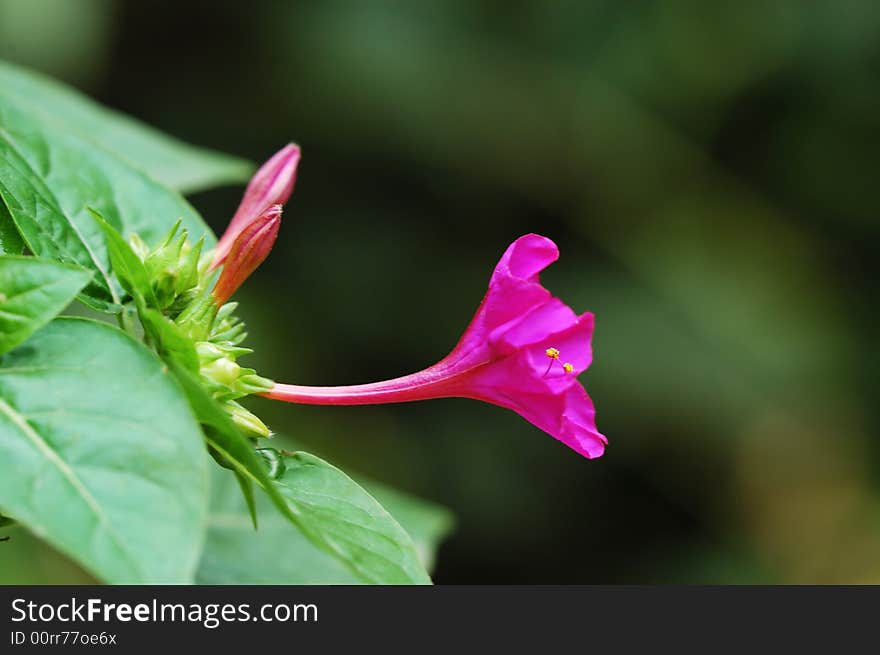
212,205 -> 281,305
211,143 -> 300,269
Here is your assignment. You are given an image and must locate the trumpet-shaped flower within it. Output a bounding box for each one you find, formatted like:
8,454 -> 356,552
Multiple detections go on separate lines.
263,234 -> 606,459
211,143 -> 300,269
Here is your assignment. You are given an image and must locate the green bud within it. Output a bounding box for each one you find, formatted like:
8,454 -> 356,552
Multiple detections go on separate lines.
136,222 -> 206,312
210,302 -> 248,345
227,402 -> 271,439
176,236 -> 204,296
215,301 -> 239,322
128,233 -> 150,260
196,341 -> 226,364
201,356 -> 240,387
176,292 -> 217,342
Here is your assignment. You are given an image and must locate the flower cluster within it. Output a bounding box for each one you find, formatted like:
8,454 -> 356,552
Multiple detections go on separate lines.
114,143 -> 605,458
108,146 -> 301,438
206,146 -> 606,459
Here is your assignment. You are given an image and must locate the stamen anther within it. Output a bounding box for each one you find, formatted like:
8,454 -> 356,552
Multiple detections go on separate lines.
563,362 -> 574,374
544,347 -> 561,376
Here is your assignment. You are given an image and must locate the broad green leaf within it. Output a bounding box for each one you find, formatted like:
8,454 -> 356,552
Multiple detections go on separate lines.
198,466 -> 357,584
273,452 -> 431,584
0,97 -> 215,310
0,318 -> 209,583
0,202 -> 24,255
363,481 -> 454,573
198,464 -> 451,584
0,59 -> 254,193
0,256 -> 91,354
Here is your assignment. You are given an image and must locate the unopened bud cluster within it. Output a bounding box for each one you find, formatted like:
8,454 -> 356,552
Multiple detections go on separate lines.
129,221 -> 204,313
127,222 -> 273,439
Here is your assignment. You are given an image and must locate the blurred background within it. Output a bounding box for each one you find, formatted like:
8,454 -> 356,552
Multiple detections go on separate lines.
1,0 -> 879,583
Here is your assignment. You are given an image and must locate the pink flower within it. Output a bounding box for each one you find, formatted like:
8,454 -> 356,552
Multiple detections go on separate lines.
212,205 -> 282,305
263,234 -> 606,459
211,143 -> 300,269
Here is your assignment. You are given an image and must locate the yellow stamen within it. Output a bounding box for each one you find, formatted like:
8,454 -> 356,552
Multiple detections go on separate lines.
545,347 -> 560,359
562,362 -> 574,374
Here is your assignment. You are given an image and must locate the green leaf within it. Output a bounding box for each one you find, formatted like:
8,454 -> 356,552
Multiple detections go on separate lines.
199,466 -> 357,584
362,480 -> 454,573
0,202 -> 24,255
198,464 -> 451,584
167,361 -> 302,527
0,59 -> 254,193
272,451 -> 432,585
172,363 -> 432,584
234,470 -> 259,531
0,256 -> 91,355
140,308 -> 200,374
0,318 -> 209,583
88,209 -> 156,307
0,96 -> 215,310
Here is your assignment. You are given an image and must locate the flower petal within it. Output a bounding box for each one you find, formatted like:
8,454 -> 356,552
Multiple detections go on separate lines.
472,382 -> 605,459
489,298 -> 580,355
519,311 -> 594,381
559,385 -> 606,458
492,233 -> 559,282
452,234 -> 560,356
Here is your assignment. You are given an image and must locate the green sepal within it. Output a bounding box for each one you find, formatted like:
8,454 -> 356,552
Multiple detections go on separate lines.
176,292 -> 218,342
88,208 -> 156,308
139,306 -> 201,374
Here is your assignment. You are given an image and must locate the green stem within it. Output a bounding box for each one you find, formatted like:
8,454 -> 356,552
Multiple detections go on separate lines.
123,307 -> 137,335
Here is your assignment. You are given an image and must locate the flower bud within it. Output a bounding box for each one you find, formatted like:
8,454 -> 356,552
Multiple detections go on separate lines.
212,205 -> 281,305
212,143 -> 299,269
139,221 -> 204,311
227,402 -> 272,439
201,354 -> 241,388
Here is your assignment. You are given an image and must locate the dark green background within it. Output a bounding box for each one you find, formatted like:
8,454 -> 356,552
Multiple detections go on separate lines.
2,0 -> 878,583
